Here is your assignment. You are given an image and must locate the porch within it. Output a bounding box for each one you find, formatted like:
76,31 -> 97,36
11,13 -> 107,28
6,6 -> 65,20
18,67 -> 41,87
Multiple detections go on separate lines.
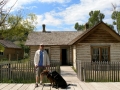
0,66 -> 120,90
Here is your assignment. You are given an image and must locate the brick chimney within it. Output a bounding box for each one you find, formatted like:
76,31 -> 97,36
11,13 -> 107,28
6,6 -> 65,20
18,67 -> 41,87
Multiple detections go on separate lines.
42,24 -> 46,32
85,23 -> 89,31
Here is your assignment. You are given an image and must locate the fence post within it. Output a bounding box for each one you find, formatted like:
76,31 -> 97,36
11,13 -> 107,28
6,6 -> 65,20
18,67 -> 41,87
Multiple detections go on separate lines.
0,65 -> 1,81
76,61 -> 79,79
76,60 -> 82,81
76,60 -> 79,79
9,54 -> 11,61
8,63 -> 11,79
83,67 -> 85,82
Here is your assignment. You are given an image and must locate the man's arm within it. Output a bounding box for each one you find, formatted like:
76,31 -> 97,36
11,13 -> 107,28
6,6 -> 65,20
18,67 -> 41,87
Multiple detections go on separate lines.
34,51 -> 38,68
45,51 -> 50,67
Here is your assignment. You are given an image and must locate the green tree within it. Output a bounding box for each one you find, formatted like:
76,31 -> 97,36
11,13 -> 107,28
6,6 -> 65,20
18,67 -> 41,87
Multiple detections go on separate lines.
88,10 -> 105,28
2,13 -> 37,41
74,10 -> 114,31
74,22 -> 84,31
111,11 -> 120,34
1,13 -> 37,58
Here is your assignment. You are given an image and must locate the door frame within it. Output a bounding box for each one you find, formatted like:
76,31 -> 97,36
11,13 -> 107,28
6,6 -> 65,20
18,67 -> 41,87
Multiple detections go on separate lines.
60,47 -> 69,65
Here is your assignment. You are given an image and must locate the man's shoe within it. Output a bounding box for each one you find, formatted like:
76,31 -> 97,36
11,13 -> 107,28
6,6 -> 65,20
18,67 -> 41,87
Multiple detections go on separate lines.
40,82 -> 43,85
35,83 -> 38,88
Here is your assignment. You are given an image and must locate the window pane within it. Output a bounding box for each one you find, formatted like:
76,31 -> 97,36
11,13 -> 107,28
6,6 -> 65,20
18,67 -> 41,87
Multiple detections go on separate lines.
45,49 -> 49,54
92,48 -> 99,62
101,48 -> 109,62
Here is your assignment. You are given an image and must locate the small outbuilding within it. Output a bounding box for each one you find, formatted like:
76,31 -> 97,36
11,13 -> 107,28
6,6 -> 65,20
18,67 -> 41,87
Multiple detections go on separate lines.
0,40 -> 24,60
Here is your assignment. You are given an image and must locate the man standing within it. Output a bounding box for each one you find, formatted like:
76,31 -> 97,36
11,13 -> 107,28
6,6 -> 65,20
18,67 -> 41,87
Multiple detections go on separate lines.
34,43 -> 50,87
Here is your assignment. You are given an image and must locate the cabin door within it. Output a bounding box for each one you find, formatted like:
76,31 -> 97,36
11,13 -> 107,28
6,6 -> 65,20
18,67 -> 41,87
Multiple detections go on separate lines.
61,49 -> 67,65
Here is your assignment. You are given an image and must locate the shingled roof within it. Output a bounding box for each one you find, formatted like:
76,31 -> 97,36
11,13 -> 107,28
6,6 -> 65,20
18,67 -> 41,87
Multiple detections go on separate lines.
25,22 -> 120,46
0,40 -> 21,48
25,31 -> 83,45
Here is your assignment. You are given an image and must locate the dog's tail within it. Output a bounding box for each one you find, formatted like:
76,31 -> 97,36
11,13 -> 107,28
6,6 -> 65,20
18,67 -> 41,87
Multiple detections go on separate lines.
67,84 -> 72,87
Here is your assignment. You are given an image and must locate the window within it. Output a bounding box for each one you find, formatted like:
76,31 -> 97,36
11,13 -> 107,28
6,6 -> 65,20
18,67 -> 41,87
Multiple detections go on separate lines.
44,47 -> 50,55
91,46 -> 110,62
45,49 -> 49,54
0,45 -> 4,56
0,50 -> 3,55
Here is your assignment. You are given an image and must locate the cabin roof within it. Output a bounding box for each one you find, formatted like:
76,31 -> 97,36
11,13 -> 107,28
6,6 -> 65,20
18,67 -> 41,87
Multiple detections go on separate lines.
25,31 -> 83,45
0,40 -> 21,48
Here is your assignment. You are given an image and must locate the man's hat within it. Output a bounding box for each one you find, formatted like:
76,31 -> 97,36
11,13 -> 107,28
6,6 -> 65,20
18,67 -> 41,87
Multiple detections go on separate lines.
39,43 -> 44,46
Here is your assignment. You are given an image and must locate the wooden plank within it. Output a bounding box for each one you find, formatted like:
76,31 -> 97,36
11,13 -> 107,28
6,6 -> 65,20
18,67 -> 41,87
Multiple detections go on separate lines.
1,84 -> 15,90
100,82 -> 111,90
90,82 -> 110,90
84,82 -> 96,90
36,83 -> 50,90
0,84 -> 9,89
111,82 -> 120,89
26,84 -> 35,90
78,82 -> 90,90
18,84 -> 30,90
10,84 -> 23,90
34,85 -> 44,90
103,83 -> 120,90
72,82 -> 82,90
33,83 -> 76,90
1,83 -> 120,90
66,84 -> 74,90
116,82 -> 120,89
90,82 -> 102,90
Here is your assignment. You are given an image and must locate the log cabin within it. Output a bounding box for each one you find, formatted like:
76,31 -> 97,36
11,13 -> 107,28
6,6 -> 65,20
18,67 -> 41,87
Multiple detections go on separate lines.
25,22 -> 120,69
0,40 -> 24,60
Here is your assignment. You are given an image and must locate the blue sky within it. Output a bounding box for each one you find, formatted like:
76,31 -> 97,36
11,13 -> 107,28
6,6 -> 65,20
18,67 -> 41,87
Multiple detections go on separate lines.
5,0 -> 120,31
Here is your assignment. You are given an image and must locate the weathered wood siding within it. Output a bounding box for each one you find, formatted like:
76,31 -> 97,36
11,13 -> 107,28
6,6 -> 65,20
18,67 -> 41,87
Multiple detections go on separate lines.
76,28 -> 120,62
76,43 -> 91,62
30,45 -> 52,61
111,43 -> 120,61
51,46 -> 60,62
30,45 -> 72,65
76,43 -> 120,62
30,46 -> 61,62
81,29 -> 119,43
69,46 -> 73,65
67,46 -> 72,65
0,48 -> 23,60
30,46 -> 37,61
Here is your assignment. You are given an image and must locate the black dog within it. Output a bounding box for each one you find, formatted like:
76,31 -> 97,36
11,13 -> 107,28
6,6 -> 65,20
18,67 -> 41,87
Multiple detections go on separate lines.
41,70 -> 70,89
51,71 -> 68,89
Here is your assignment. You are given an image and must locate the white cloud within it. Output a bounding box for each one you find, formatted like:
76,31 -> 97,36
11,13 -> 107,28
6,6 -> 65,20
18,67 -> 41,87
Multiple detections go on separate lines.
36,12 -> 62,27
59,0 -> 120,25
38,0 -> 71,3
5,0 -> 36,12
39,0 -> 120,26
4,0 -> 120,31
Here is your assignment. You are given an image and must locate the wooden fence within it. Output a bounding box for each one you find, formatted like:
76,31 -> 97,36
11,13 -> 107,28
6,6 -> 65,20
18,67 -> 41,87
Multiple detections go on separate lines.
77,60 -> 120,82
0,61 -> 60,83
